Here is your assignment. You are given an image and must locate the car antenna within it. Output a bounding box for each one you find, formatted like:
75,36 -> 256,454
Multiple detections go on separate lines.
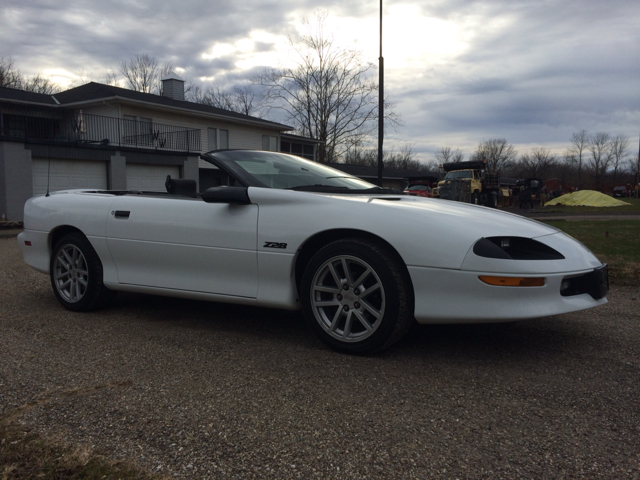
45,145 -> 51,197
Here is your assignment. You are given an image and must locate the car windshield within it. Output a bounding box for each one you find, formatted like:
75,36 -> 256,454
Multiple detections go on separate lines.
202,150 -> 379,191
444,171 -> 473,180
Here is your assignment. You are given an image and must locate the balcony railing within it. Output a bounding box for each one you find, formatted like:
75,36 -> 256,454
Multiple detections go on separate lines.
0,108 -> 201,153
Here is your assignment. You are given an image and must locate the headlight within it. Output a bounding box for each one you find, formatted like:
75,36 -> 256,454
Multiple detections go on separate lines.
473,237 -> 565,260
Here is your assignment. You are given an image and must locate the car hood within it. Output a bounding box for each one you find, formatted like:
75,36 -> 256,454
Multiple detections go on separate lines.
250,189 -> 602,272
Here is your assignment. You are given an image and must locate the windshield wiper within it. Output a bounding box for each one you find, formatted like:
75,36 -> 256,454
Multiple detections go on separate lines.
290,185 -> 350,192
290,185 -> 406,194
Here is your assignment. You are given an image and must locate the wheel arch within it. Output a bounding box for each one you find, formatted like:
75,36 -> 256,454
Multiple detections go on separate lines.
294,229 -> 415,307
49,225 -> 84,253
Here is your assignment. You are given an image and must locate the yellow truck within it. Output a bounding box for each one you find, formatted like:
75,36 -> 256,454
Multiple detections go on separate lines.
433,159 -> 500,207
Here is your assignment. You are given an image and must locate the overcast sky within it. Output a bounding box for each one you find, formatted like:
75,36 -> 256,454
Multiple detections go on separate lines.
2,0 -> 639,163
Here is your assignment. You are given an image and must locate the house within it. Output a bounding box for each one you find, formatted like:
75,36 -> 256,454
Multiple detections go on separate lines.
1,76 -> 433,222
0,76 -> 300,221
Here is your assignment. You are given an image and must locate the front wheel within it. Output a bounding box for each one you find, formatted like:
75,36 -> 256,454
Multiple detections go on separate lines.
300,238 -> 414,354
50,233 -> 115,311
488,192 -> 498,208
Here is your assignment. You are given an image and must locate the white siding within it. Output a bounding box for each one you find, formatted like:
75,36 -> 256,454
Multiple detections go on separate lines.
32,159 -> 107,196
126,164 -> 180,192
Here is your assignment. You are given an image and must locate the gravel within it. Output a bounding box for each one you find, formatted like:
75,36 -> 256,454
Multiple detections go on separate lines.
1,236 -> 639,479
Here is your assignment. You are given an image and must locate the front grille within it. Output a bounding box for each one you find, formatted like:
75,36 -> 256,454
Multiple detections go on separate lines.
561,265 -> 609,300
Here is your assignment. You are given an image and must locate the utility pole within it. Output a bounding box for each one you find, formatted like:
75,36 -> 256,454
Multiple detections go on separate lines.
377,0 -> 384,186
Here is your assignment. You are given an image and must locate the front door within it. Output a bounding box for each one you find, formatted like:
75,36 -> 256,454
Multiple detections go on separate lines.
106,195 -> 258,298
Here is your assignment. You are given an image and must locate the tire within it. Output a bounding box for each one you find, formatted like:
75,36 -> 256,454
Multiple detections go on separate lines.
471,192 -> 480,205
300,238 -> 414,354
50,233 -> 115,312
488,192 -> 498,208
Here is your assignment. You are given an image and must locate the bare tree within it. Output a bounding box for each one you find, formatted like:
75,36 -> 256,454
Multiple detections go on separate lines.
120,54 -> 159,93
516,147 -> 557,179
628,152 -> 640,193
434,147 -> 464,165
588,132 -> 611,191
155,62 -> 175,96
343,144 -> 425,170
21,74 -> 61,94
568,129 -> 589,189
231,85 -> 261,117
0,57 -> 22,88
102,68 -> 119,86
190,84 -> 262,116
117,54 -> 179,95
255,10 -> 399,163
0,57 -> 60,93
471,139 -> 517,176
609,134 -> 629,185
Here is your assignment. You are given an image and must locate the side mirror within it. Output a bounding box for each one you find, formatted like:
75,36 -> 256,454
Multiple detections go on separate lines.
201,186 -> 251,205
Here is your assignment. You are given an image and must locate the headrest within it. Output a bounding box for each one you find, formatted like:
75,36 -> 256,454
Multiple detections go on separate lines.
165,175 -> 197,197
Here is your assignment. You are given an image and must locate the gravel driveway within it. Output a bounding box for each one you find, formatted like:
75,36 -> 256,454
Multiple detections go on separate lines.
1,236 -> 639,479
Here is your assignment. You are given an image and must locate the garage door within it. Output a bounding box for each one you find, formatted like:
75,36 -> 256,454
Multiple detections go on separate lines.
32,159 -> 107,196
126,164 -> 180,192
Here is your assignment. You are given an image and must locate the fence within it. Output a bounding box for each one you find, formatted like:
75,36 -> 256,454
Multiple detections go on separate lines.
0,106 -> 201,153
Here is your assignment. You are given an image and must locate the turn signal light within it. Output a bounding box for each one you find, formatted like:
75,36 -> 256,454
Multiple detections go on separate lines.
479,276 -> 545,287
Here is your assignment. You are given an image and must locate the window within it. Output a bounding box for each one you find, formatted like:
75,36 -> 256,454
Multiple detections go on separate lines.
279,139 -> 315,160
208,128 -> 217,150
262,135 -> 278,151
208,128 -> 229,150
123,115 -> 153,146
219,129 -> 229,149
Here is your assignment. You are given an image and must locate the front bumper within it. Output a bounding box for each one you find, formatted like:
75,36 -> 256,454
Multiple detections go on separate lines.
561,264 -> 608,300
408,265 -> 608,324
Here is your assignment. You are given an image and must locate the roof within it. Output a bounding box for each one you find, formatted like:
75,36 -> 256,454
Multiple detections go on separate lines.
1,82 -> 292,131
281,132 -> 322,144
162,72 -> 184,81
0,87 -> 59,105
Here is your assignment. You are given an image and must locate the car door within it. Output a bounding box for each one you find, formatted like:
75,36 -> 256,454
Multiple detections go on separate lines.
105,195 -> 258,298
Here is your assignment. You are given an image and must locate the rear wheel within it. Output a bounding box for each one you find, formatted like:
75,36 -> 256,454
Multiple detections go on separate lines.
301,238 -> 414,354
50,233 -> 115,311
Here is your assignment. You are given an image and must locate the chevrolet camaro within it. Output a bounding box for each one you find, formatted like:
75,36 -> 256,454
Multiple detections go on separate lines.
18,150 -> 608,354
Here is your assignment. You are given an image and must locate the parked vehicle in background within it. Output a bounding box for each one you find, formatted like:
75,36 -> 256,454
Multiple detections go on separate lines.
433,160 -> 500,207
404,183 -> 432,197
612,186 -> 628,197
515,178 -> 543,209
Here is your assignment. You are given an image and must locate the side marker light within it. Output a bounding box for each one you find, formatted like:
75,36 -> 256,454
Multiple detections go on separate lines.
479,276 -> 545,287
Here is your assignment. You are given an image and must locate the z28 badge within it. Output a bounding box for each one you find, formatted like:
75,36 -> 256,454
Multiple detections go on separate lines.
263,242 -> 288,249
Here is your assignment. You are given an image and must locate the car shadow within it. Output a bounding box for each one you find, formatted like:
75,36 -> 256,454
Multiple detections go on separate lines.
106,292 -> 600,365
384,316 -> 602,364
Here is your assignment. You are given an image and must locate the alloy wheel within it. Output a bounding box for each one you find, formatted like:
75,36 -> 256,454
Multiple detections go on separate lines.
310,255 -> 386,343
53,244 -> 89,303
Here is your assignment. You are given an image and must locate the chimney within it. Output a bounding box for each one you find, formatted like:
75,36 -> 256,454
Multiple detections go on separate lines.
162,72 -> 185,101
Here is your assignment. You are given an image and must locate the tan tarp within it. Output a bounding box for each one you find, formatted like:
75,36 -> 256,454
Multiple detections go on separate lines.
544,190 -> 630,207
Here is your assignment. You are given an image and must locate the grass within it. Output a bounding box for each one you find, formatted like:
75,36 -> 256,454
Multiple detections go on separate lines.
0,419 -> 165,480
543,219 -> 640,286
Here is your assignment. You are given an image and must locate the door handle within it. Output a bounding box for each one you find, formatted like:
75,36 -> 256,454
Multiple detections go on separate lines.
114,210 -> 130,219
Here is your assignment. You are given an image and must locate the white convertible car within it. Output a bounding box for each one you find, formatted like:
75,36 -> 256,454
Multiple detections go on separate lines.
19,150 -> 608,354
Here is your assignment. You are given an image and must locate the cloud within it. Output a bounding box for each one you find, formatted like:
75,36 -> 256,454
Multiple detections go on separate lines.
1,0 -> 638,163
